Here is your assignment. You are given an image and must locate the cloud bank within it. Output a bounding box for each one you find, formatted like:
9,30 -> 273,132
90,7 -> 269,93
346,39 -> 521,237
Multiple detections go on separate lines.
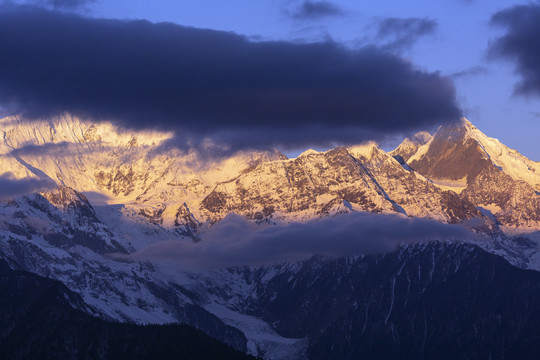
123,212 -> 476,270
0,6 -> 461,151
491,4 -> 540,96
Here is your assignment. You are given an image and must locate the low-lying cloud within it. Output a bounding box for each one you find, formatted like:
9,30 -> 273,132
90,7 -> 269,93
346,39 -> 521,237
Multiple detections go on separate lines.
490,4 -> 540,97
10,142 -> 73,157
0,5 -> 461,152
0,173 -> 56,199
120,212 -> 477,270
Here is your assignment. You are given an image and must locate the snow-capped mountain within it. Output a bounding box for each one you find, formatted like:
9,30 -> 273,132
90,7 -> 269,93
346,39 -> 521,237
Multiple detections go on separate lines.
1,115 -> 509,231
1,115 -> 287,239
3,115 -> 538,232
1,114 -> 540,359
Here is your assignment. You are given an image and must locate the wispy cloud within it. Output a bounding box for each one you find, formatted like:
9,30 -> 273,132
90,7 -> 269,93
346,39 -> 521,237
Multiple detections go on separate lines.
288,1 -> 345,20
46,0 -> 94,9
9,0 -> 95,10
375,17 -> 437,52
450,66 -> 489,80
10,141 -> 73,157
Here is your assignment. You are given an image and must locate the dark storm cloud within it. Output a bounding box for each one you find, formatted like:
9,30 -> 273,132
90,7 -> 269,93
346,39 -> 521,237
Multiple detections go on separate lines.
0,173 -> 56,199
376,17 -> 437,52
490,4 -> 540,96
118,212 -> 476,269
289,1 -> 344,20
0,6 -> 461,151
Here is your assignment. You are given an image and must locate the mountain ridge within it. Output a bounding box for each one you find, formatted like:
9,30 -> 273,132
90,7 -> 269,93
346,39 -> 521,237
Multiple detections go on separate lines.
5,115 -> 535,231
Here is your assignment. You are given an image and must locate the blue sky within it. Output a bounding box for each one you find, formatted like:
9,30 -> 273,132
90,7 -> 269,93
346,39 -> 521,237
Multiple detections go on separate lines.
4,0 -> 539,160
87,0 -> 539,159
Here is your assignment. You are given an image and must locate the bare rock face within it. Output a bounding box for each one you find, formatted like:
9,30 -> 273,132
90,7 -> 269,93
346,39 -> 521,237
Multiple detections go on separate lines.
42,186 -> 97,218
174,203 -> 201,240
407,122 -> 489,181
95,165 -> 143,197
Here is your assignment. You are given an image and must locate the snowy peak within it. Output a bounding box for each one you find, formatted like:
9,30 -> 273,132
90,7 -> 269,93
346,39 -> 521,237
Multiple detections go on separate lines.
390,131 -> 431,163
400,118 -> 540,228
406,118 -> 489,182
406,118 -> 540,191
461,120 -> 540,191
296,149 -> 320,158
347,141 -> 382,162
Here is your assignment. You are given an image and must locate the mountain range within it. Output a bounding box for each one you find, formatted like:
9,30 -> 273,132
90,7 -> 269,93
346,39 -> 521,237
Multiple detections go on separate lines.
1,115 -> 539,359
